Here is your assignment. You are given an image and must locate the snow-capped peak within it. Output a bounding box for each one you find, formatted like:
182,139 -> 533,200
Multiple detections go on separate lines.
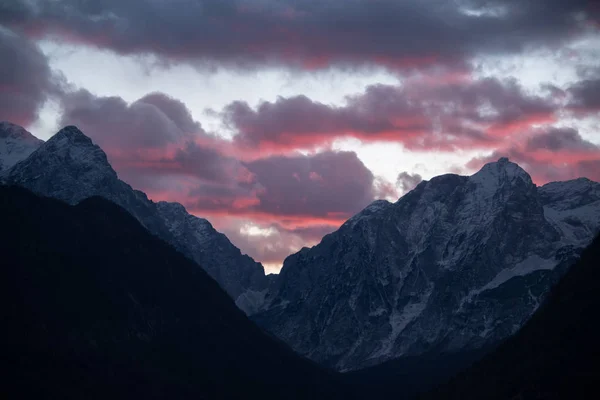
32,125 -> 117,178
0,121 -> 44,172
47,125 -> 102,153
0,121 -> 36,139
469,157 -> 533,193
4,124 -> 269,301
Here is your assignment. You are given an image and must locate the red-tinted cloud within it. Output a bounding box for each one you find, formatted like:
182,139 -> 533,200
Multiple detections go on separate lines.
57,89 -> 395,267
223,77 -> 558,153
468,127 -> 600,183
158,150 -> 385,267
2,0 -> 597,71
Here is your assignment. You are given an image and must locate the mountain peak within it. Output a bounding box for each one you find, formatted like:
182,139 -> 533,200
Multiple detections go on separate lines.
5,125 -> 118,189
0,121 -> 32,139
470,157 -> 533,191
0,122 -> 44,172
42,125 -> 113,168
50,125 -> 96,148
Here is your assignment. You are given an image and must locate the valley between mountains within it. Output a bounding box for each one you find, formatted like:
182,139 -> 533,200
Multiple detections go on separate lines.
2,121 -> 599,399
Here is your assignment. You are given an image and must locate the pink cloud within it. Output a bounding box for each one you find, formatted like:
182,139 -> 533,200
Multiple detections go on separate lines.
220,76 -> 563,154
55,85 -> 598,269
467,127 -> 600,184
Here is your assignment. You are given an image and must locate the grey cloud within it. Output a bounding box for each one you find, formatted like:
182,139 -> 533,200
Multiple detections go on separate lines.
525,127 -> 598,152
243,151 -> 377,218
60,89 -> 203,150
2,0 -> 596,70
396,172 -> 423,193
0,27 -> 62,125
224,77 -> 556,151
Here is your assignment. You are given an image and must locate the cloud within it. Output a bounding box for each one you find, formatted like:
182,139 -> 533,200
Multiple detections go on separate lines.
396,172 -> 423,193
467,126 -> 600,183
59,89 -> 255,196
525,127 -> 598,152
57,89 -> 394,268
3,0 -> 596,71
0,26 -> 62,126
568,77 -> 600,113
220,220 -> 337,270
223,77 -> 558,153
60,89 -> 203,151
156,150 -> 387,269
242,151 -> 377,218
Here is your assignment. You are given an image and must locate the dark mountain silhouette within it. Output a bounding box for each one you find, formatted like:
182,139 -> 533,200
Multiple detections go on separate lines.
344,347 -> 494,399
0,185 -> 348,400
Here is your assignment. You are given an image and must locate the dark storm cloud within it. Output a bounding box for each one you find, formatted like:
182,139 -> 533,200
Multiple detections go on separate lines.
0,27 -> 62,125
2,0 -> 596,70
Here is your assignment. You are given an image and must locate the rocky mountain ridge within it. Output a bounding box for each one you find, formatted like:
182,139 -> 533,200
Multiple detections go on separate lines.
1,124 -> 268,299
253,157 -> 600,371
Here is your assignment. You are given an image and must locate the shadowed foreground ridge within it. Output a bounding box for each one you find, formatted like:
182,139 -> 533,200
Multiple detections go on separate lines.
0,185 -> 347,400
425,232 -> 600,400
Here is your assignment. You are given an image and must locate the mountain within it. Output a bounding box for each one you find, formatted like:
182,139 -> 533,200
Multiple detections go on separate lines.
1,125 -> 268,299
155,201 -> 268,300
425,233 -> 600,400
0,185 -> 348,400
253,157 -> 600,371
0,121 -> 43,171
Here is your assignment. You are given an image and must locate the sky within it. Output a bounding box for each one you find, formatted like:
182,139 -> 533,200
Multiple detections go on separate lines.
1,0 -> 600,273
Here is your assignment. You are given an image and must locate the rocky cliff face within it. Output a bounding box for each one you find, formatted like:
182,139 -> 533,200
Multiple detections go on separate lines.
2,125 -> 267,299
253,158 -> 599,371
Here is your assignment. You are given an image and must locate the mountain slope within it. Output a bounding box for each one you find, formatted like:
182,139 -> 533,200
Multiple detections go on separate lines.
254,158 -> 598,371
2,125 -> 267,298
425,233 -> 600,400
0,121 -> 43,171
539,177 -> 600,245
0,185 -> 347,400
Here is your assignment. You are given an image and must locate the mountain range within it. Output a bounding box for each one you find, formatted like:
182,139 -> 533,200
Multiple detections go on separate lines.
252,158 -> 600,371
0,122 -> 268,300
2,121 -> 599,376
